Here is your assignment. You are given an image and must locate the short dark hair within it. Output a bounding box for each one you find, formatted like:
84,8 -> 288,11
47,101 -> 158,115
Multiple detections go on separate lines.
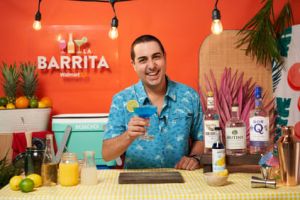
130,35 -> 165,61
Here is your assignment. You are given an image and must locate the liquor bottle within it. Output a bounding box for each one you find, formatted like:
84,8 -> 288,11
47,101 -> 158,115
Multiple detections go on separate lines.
225,104 -> 247,156
203,91 -> 220,154
67,33 -> 75,54
249,86 -> 269,154
41,134 -> 58,186
212,127 -> 226,172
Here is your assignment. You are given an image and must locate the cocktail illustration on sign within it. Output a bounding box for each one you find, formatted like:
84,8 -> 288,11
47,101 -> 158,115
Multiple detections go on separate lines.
74,37 -> 88,54
134,105 -> 157,141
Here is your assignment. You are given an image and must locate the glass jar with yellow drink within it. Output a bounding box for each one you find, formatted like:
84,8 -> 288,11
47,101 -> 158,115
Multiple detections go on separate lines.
58,152 -> 79,186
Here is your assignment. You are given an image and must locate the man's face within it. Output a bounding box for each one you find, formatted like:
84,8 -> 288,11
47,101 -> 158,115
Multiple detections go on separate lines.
132,41 -> 166,89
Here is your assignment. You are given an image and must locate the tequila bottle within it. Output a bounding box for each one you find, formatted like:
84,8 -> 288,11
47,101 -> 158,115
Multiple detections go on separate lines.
249,86 -> 269,154
212,127 -> 225,172
225,104 -> 247,156
203,91 -> 220,154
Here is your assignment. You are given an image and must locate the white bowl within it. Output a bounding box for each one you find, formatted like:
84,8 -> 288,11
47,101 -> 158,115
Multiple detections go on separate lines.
203,172 -> 228,186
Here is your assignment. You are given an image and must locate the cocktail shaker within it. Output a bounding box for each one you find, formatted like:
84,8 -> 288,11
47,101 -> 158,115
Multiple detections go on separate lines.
277,126 -> 300,186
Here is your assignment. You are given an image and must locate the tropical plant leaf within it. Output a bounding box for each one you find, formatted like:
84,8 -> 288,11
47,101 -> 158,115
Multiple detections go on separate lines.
236,0 -> 294,69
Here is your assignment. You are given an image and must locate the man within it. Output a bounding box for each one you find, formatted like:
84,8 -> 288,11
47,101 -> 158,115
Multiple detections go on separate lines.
102,35 -> 203,170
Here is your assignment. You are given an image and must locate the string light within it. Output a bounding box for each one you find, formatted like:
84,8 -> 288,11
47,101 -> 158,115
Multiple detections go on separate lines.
211,0 -> 223,35
33,0 -> 42,31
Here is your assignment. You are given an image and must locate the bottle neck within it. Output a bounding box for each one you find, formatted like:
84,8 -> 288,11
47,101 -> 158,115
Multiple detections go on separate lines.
255,98 -> 263,109
207,97 -> 215,109
231,107 -> 239,119
44,136 -> 55,163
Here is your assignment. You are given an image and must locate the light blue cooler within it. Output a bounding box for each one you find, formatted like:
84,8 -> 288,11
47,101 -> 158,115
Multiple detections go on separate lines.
52,113 -> 115,167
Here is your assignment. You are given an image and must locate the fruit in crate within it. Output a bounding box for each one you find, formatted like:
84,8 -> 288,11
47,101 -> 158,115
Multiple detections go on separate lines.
1,63 -> 19,104
40,96 -> 52,108
15,96 -> 29,109
0,97 -> 8,106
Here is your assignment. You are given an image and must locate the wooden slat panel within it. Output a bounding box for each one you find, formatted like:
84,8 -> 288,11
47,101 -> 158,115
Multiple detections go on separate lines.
0,133 -> 13,162
118,172 -> 184,184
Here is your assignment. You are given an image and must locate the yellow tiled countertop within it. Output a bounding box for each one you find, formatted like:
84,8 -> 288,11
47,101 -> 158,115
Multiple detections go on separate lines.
1,168 -> 299,200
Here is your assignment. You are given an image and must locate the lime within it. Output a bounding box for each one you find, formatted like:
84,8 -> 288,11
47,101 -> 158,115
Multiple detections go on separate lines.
0,97 -> 8,106
19,178 -> 34,193
9,176 -> 23,191
29,99 -> 38,108
126,100 -> 139,112
26,173 -> 42,188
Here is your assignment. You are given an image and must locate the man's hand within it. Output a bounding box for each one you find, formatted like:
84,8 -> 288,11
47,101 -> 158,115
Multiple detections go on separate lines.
126,116 -> 149,139
175,156 -> 200,170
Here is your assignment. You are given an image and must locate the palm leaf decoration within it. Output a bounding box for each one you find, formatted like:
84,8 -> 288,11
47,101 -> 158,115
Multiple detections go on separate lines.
236,0 -> 293,69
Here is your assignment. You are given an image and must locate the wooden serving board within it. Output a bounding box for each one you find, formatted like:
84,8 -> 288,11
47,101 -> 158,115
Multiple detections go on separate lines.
118,172 -> 184,184
201,154 -> 261,173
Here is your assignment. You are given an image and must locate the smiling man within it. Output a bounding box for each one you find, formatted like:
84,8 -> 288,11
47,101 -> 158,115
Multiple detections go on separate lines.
102,35 -> 203,170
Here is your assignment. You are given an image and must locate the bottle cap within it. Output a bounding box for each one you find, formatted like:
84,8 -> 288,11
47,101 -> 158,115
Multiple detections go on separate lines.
254,86 -> 262,98
207,91 -> 213,97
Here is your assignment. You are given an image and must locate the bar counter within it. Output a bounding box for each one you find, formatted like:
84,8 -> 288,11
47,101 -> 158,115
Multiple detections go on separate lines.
0,168 -> 299,200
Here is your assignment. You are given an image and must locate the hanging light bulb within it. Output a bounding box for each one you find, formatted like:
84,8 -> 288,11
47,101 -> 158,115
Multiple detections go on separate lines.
211,0 -> 223,35
108,17 -> 119,40
33,0 -> 42,31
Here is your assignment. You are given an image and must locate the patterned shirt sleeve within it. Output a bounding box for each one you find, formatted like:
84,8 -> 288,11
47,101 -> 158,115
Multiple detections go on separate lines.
103,94 -> 126,140
191,91 -> 204,141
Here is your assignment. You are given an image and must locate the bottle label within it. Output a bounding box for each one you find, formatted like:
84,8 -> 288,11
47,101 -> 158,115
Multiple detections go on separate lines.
225,127 -> 246,149
250,116 -> 269,142
204,120 -> 220,148
212,148 -> 225,172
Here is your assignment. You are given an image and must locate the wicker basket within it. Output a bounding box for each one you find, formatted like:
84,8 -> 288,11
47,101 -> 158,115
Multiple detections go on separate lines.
0,108 -> 51,133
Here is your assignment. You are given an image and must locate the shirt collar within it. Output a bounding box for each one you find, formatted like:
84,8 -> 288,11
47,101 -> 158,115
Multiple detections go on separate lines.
134,76 -> 177,105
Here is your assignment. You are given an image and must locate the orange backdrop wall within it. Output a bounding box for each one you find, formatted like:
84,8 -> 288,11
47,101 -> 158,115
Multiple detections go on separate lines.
0,0 -> 300,115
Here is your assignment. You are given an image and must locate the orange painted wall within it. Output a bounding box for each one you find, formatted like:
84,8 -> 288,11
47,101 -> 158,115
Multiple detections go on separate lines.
0,0 -> 300,115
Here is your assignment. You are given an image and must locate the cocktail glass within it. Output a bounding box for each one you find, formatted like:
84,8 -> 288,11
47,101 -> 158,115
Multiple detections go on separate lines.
134,105 -> 157,141
74,37 -> 88,54
58,39 -> 67,54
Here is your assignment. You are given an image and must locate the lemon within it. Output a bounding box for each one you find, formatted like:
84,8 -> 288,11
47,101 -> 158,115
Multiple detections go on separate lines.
126,100 -> 139,112
216,169 -> 229,177
26,174 -> 42,188
0,106 -> 5,110
9,176 -> 23,191
38,101 -> 47,108
19,178 -> 34,193
6,103 -> 15,109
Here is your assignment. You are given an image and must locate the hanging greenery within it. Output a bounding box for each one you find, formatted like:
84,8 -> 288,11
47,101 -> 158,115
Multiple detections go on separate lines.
236,0 -> 293,69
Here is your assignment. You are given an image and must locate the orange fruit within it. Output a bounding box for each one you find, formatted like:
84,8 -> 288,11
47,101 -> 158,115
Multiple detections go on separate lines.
40,97 -> 52,107
15,96 -> 29,109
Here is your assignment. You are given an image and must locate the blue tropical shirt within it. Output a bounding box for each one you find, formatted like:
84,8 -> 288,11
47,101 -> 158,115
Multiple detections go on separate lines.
103,77 -> 203,169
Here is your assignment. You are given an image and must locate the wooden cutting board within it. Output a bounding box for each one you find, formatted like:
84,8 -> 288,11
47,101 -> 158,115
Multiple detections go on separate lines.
118,172 -> 184,184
